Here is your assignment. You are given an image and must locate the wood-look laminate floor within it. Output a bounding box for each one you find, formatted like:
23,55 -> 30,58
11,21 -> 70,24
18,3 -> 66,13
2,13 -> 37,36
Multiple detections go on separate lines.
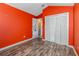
0,38 -> 76,56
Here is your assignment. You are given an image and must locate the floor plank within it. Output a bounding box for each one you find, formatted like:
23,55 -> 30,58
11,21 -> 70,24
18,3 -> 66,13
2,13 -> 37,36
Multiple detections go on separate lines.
0,38 -> 76,56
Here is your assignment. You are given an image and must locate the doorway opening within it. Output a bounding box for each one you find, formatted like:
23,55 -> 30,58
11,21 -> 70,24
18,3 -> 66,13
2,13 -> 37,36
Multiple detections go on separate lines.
32,18 -> 42,39
37,18 -> 42,38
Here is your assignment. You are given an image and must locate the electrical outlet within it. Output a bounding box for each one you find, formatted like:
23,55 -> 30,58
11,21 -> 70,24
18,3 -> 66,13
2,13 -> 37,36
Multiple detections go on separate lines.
24,36 -> 26,38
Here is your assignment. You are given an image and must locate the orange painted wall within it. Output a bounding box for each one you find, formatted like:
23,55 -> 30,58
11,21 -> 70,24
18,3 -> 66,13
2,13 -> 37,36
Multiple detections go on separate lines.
0,3 -> 74,49
42,6 -> 74,45
0,3 -> 34,48
74,3 -> 79,55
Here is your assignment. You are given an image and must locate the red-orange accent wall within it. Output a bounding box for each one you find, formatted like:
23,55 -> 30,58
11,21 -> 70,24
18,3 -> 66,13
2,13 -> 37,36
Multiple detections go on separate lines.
0,3 -> 74,49
74,3 -> 79,55
0,3 -> 34,48
42,6 -> 74,45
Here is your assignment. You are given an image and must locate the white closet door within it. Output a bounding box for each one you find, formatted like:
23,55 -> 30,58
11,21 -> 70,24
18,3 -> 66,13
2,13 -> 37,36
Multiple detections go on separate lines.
45,12 -> 69,45
49,16 -> 57,42
55,16 -> 61,44
59,13 -> 69,45
45,15 -> 56,42
55,13 -> 69,45
45,17 -> 50,41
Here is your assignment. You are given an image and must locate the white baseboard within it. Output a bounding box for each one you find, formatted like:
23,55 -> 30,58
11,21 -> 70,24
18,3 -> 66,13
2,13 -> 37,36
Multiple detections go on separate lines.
68,45 -> 78,56
0,38 -> 34,51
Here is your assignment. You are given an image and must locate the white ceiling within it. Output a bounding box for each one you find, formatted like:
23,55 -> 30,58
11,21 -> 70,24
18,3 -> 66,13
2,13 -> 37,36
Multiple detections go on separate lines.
7,3 -> 74,16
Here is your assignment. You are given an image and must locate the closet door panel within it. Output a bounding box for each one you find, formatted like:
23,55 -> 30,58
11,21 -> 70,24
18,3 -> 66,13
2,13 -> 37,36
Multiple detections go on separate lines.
60,13 -> 69,45
45,15 -> 56,42
49,16 -> 56,42
55,13 -> 69,45
55,17 -> 61,44
45,17 -> 50,41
